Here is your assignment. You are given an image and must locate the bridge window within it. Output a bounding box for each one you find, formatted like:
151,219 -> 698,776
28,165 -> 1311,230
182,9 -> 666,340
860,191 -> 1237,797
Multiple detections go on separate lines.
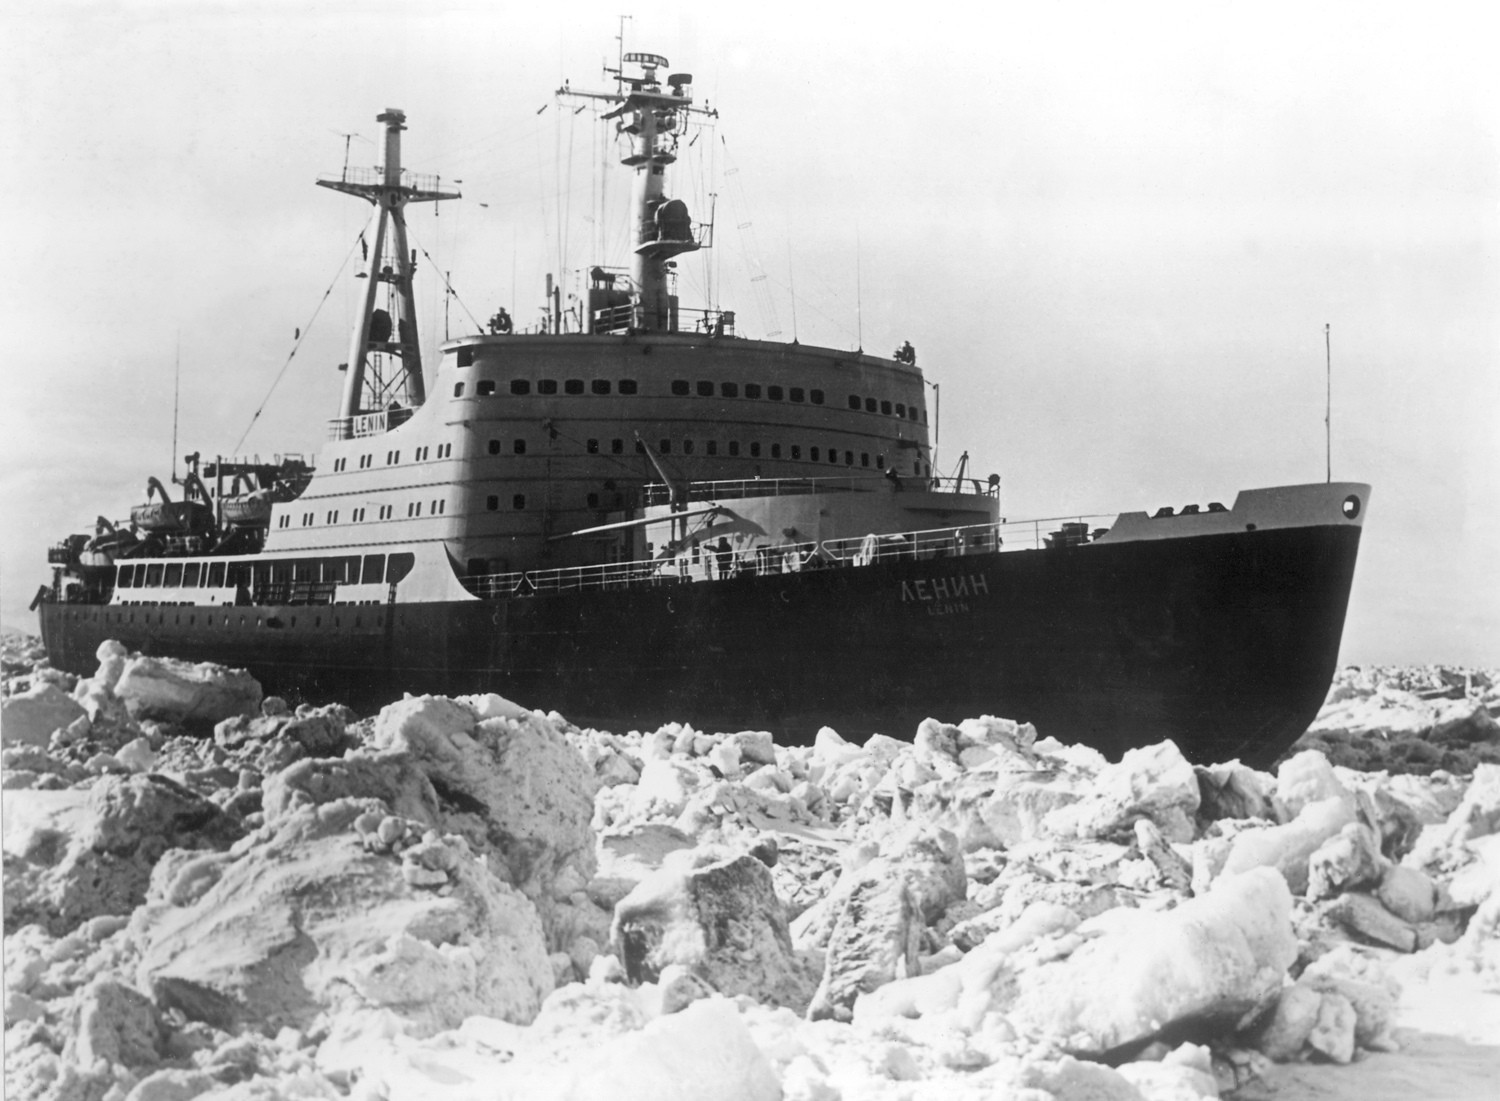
118,564 -> 136,587
768,385 -> 784,400
619,379 -> 638,395
721,381 -> 739,398
790,387 -> 805,402
592,379 -> 611,395
538,379 -> 558,395
865,397 -> 878,413
510,379 -> 532,395
880,400 -> 892,415
745,383 -> 762,399
477,381 -> 496,396
457,348 -> 474,367
697,380 -> 714,397
386,552 -> 415,584
361,554 -> 386,584
671,380 -> 690,396
811,389 -> 825,405
896,403 -> 906,417
164,563 -> 183,586
207,562 -> 226,587
848,395 -> 861,409
565,379 -> 584,395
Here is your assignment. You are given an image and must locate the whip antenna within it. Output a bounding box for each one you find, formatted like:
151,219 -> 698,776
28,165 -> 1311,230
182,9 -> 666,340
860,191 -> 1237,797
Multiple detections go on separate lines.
1324,323 -> 1332,483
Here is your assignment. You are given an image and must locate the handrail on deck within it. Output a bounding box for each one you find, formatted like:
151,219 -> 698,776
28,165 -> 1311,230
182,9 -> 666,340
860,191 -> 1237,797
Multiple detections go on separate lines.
460,511 -> 1118,600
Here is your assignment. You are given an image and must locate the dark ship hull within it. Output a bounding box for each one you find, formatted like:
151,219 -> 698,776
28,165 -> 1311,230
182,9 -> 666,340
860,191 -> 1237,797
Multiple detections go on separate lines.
40,519 -> 1360,767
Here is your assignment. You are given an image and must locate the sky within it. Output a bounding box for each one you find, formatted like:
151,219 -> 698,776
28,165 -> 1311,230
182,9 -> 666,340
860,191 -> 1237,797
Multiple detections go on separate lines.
2,0 -> 1496,665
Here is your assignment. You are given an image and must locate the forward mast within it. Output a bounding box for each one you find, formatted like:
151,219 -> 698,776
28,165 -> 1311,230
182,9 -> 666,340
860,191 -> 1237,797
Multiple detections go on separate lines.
560,52 -> 715,334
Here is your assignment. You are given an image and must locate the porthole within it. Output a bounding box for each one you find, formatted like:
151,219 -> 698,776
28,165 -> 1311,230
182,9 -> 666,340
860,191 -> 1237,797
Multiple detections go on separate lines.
1342,494 -> 1361,520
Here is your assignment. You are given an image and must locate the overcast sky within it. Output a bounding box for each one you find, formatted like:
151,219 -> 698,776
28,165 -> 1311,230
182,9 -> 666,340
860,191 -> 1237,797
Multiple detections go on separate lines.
2,1 -> 1496,665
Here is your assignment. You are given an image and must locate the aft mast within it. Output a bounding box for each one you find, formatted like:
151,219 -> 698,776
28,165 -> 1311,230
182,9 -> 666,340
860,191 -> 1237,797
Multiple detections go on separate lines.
560,53 -> 715,333
319,109 -> 459,439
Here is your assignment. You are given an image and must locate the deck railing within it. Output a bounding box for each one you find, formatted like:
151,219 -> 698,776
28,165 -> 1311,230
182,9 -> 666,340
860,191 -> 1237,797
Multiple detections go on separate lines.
460,512 -> 1118,599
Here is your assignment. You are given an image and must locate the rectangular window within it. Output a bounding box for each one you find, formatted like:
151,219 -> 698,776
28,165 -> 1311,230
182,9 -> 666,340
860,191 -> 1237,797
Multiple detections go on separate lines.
729,440 -> 741,456
880,400 -> 892,415
750,442 -> 762,458
538,379 -> 558,395
457,347 -> 474,367
587,439 -> 599,454
659,439 -> 671,454
848,395 -> 862,409
861,453 -> 870,467
768,385 -> 784,400
696,380 -> 714,396
591,379 -> 611,395
909,407 -> 920,421
791,445 -> 802,460
829,449 -> 839,465
618,379 -> 638,395
720,381 -> 738,398
611,438 -> 624,454
146,564 -> 164,587
896,403 -> 906,418
770,443 -> 781,458
488,439 -> 501,454
207,562 -> 226,587
706,440 -> 718,456
478,380 -> 496,396
183,562 -> 202,587
565,379 -> 584,395
671,380 -> 690,395
513,439 -> 526,454
810,446 -> 820,462
865,397 -> 878,413
510,379 -> 532,395
453,383 -> 465,397
790,387 -> 805,402
513,494 -> 526,510
745,383 -> 763,399
682,439 -> 695,455
811,389 -> 825,405
118,564 -> 136,588
876,454 -> 885,469
486,495 -> 499,511
845,450 -> 854,465
164,563 -> 183,587
361,554 -> 386,584
587,492 -> 600,508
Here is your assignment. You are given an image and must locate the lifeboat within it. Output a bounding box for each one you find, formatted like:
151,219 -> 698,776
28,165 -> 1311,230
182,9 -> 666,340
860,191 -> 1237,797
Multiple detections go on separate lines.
130,476 -> 213,534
